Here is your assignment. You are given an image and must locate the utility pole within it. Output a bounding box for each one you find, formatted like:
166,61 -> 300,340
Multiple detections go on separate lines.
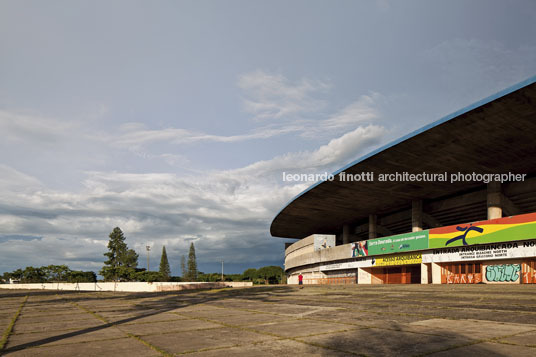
146,245 -> 151,271
221,261 -> 224,281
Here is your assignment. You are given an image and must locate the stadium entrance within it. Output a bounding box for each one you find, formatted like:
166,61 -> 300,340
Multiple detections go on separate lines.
370,265 -> 421,284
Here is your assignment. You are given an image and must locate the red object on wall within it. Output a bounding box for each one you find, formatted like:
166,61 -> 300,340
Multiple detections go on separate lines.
441,263 -> 482,284
522,260 -> 536,284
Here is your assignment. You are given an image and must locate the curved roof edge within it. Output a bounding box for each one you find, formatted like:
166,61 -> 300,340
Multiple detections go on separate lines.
271,74 -> 536,236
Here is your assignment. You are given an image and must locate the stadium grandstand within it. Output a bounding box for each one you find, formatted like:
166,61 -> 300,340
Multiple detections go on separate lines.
271,76 -> 536,285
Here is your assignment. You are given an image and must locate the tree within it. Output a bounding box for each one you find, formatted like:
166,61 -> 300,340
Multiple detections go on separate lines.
134,270 -> 163,282
22,266 -> 46,283
100,227 -> 138,281
180,255 -> 186,279
159,246 -> 171,280
2,265 -> 96,283
44,265 -> 70,282
242,268 -> 257,281
256,266 -> 284,284
186,242 -> 197,281
68,270 -> 97,283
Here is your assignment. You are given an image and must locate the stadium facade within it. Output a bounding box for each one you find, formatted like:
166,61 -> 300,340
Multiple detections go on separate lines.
271,76 -> 536,285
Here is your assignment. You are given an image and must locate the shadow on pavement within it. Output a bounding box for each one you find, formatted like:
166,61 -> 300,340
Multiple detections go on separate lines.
1,286 -> 290,353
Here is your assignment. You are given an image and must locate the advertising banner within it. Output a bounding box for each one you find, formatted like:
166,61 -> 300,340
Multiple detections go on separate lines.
429,212 -> 536,249
422,239 -> 536,263
367,231 -> 429,256
351,241 -> 368,257
320,258 -> 373,271
373,252 -> 422,267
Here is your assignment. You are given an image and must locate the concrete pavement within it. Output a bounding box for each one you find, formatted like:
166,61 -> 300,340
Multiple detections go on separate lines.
1,285 -> 535,356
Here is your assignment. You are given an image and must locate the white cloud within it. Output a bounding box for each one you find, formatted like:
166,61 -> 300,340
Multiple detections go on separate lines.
234,124 -> 386,175
237,70 -> 331,120
300,93 -> 382,138
0,73 -> 388,274
111,85 -> 383,149
0,164 -> 43,193
0,110 -> 77,145
112,124 -> 299,148
0,119 -> 385,274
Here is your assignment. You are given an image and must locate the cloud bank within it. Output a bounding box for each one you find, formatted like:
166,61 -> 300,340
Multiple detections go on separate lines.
0,72 -> 386,275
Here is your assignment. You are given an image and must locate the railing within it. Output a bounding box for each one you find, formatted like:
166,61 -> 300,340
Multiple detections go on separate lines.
303,277 -> 356,285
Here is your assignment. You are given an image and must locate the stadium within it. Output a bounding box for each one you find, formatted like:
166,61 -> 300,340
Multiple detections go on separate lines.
271,76 -> 536,285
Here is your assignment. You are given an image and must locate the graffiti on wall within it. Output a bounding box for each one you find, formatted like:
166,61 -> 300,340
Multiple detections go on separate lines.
522,271 -> 536,284
446,273 -> 482,284
485,264 -> 521,283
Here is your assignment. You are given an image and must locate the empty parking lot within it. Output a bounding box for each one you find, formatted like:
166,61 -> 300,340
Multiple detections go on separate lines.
1,285 -> 536,356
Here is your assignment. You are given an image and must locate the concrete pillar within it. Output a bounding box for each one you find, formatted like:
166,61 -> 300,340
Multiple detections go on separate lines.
412,199 -> 423,232
358,267 -> 372,284
421,263 -> 429,284
487,182 -> 502,220
342,224 -> 350,245
431,262 -> 442,284
369,214 -> 377,239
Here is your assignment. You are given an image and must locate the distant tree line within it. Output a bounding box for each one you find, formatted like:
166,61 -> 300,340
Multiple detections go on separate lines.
1,265 -> 96,283
99,227 -> 196,282
99,228 -> 284,284
198,266 -> 284,284
1,227 -> 285,285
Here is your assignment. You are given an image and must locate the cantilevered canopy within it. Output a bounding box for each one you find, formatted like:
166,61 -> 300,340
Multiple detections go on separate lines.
270,76 -> 536,239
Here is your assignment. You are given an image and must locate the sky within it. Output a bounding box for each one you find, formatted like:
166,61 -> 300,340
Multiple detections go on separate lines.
1,0 -> 536,276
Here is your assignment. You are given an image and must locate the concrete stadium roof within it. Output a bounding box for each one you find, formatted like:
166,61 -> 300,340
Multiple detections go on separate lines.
271,76 -> 536,239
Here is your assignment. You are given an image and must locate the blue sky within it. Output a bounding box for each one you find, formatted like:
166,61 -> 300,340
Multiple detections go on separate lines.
1,0 -> 535,275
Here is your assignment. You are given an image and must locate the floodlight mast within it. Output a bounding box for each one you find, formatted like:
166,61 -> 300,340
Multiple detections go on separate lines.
146,245 -> 151,271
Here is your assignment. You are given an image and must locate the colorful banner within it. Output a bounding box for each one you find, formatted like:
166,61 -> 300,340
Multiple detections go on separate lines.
373,252 -> 422,267
351,241 -> 368,257
429,212 -> 536,249
367,231 -> 429,256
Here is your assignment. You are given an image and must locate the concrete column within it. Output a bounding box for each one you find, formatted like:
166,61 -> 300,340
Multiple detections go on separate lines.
421,263 -> 429,284
342,224 -> 350,245
431,262 -> 442,284
357,267 -> 372,284
487,182 -> 502,220
368,214 -> 377,239
412,199 -> 423,232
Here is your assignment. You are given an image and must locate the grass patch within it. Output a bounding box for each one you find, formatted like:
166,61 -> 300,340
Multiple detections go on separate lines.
126,332 -> 173,356
0,295 -> 28,351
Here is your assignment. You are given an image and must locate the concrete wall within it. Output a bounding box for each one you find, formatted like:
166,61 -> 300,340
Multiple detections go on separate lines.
431,262 -> 442,284
421,263 -> 430,284
285,235 -> 315,262
0,281 -> 253,292
287,267 -> 327,285
285,239 -> 352,271
358,267 -> 372,284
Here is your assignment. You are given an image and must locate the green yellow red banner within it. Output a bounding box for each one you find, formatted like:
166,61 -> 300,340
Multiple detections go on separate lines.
428,212 -> 536,248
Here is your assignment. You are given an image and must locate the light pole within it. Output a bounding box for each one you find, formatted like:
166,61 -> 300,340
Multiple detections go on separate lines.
221,261 -> 224,282
146,245 -> 151,271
